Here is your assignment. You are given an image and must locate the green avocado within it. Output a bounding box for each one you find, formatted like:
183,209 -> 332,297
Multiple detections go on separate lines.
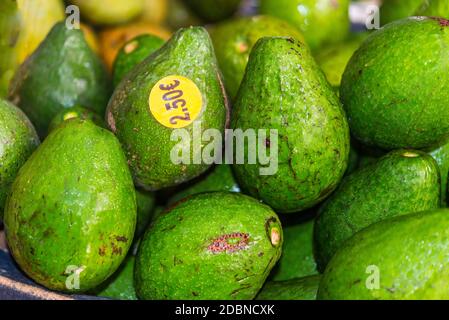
107,26 -> 228,191
112,34 -> 165,87
168,164 -> 240,205
381,0 -> 449,25
232,36 -> 350,213
256,275 -> 321,300
0,98 -> 39,218
209,15 -> 305,99
4,119 -> 136,292
96,255 -> 137,300
318,209 -> 449,299
47,106 -> 105,134
340,17 -> 449,150
135,188 -> 156,238
135,192 -> 283,300
314,150 -> 440,271
259,0 -> 350,50
427,140 -> 449,206
183,0 -> 241,22
8,22 -> 111,138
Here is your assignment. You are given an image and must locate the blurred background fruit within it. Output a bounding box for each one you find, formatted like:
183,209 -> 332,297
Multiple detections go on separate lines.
140,0 -> 168,24
183,0 -> 242,22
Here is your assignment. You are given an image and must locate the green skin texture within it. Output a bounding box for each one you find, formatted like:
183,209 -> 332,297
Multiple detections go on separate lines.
259,0 -> 350,51
107,27 -> 228,191
209,15 -> 306,100
341,17 -> 449,150
4,119 -> 136,292
47,106 -> 106,134
112,34 -> 165,87
256,275 -> 321,300
381,0 -> 449,25
135,189 -> 156,238
270,219 -> 317,281
168,164 -> 240,205
183,0 -> 241,22
0,99 -> 39,218
232,37 -> 350,213
314,150 -> 440,272
96,255 -> 137,300
8,22 -> 111,138
318,209 -> 449,299
135,192 -> 283,300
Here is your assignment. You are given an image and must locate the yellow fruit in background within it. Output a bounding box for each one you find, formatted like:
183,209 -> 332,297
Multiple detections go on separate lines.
140,0 -> 168,25
99,22 -> 171,70
80,23 -> 100,55
70,0 -> 145,25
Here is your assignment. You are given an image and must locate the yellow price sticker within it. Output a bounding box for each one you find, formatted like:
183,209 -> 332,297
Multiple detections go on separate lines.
148,75 -> 203,129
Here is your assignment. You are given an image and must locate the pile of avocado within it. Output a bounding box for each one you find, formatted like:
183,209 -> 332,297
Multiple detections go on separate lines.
1,0 -> 449,301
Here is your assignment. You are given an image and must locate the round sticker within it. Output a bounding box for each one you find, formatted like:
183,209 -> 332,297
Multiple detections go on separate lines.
149,75 -> 203,129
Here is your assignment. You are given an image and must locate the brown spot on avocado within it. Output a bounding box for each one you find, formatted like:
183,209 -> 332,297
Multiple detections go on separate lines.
115,235 -> 128,242
207,232 -> 250,253
99,246 -> 106,256
430,17 -> 449,27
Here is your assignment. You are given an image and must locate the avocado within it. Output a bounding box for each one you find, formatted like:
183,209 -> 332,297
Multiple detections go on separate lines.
209,15 -> 305,99
256,275 -> 321,300
8,22 -> 111,137
183,0 -> 241,22
318,209 -> 449,299
4,119 -> 136,292
168,164 -> 240,205
107,27 -> 228,191
135,192 -> 282,300
112,34 -> 165,87
314,150 -> 440,271
48,106 -> 106,134
427,140 -> 449,206
259,0 -> 350,50
135,188 -> 156,238
96,255 -> 137,300
341,17 -> 449,150
232,37 -> 350,213
0,98 -> 39,218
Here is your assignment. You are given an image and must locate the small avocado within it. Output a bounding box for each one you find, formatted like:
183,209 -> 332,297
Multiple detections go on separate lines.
4,119 -> 136,292
96,255 -> 137,300
256,275 -> 321,300
112,34 -> 165,87
318,209 -> 449,299
341,17 -> 449,150
183,0 -> 241,22
135,192 -> 282,300
209,15 -> 305,99
232,37 -> 350,213
0,98 -> 39,218
314,150 -> 440,271
107,27 -> 228,191
47,106 -> 105,134
259,0 -> 350,50
135,188 -> 156,238
8,22 -> 111,137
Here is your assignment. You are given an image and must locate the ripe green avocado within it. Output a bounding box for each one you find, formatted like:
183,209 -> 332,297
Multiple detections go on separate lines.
135,192 -> 283,300
135,188 -> 156,238
232,37 -> 350,213
107,26 -> 228,191
8,22 -> 111,137
314,150 -> 440,271
183,0 -> 241,22
259,0 -> 350,50
112,34 -> 165,87
256,275 -> 321,300
340,17 -> 449,150
96,255 -> 137,300
47,106 -> 105,134
318,209 -> 449,299
0,98 -> 39,218
4,119 -> 136,292
209,15 -> 305,99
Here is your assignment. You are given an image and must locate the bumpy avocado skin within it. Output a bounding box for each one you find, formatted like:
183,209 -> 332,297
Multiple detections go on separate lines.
232,37 -> 350,213
183,0 -> 241,22
259,0 -> 350,50
107,27 -> 227,191
0,99 -> 39,218
256,275 -> 321,300
8,22 -> 111,137
135,188 -> 156,238
47,106 -> 106,134
135,192 -> 283,300
4,119 -> 136,292
314,150 -> 440,271
112,34 -> 165,87
209,15 -> 305,99
96,255 -> 137,300
341,17 -> 449,150
318,209 -> 449,300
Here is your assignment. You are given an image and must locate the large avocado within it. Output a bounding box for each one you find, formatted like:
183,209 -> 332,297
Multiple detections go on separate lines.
314,150 -> 440,271
340,17 -> 449,150
135,192 -> 282,300
232,36 -> 350,213
256,275 -> 321,300
4,119 -> 136,292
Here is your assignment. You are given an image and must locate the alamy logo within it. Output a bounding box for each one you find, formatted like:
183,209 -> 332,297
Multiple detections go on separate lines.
365,265 -> 380,290
65,265 -> 85,290
65,5 -> 80,30
365,5 -> 380,30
